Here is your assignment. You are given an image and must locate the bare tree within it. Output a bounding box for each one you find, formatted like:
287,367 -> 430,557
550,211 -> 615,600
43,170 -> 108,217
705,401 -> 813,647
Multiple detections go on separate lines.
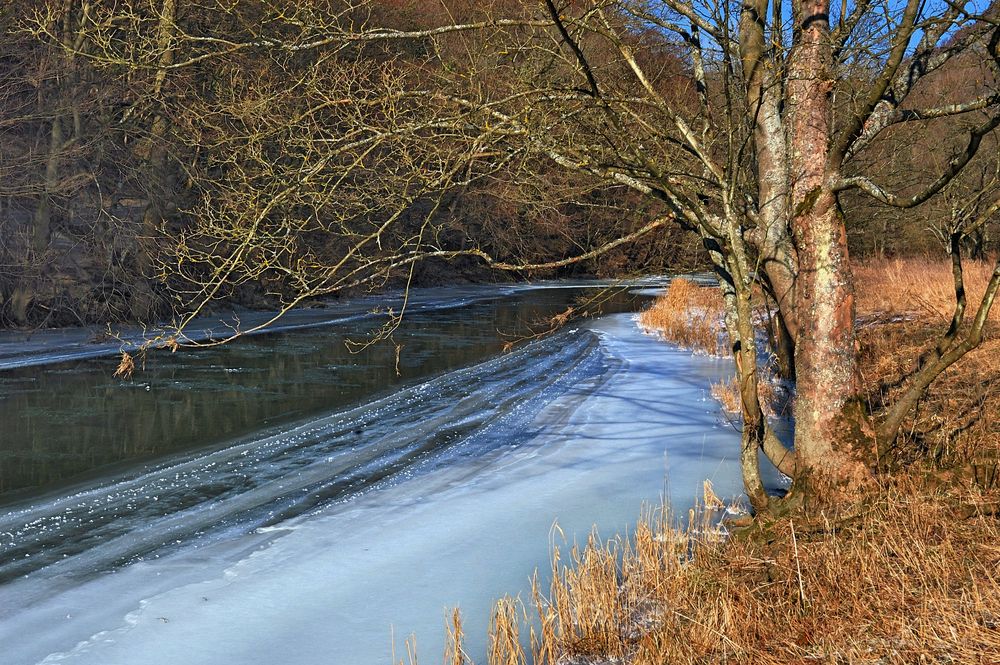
2,0 -> 127,325
27,0 -> 1000,507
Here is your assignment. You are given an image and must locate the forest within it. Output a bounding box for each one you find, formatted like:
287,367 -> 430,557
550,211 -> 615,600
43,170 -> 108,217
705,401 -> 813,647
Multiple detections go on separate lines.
0,0 -> 704,329
1,0 -> 994,330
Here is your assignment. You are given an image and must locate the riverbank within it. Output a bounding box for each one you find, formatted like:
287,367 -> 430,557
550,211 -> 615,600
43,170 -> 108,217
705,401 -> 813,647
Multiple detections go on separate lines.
480,476 -> 1000,664
469,257 -> 1000,664
0,277 -> 671,371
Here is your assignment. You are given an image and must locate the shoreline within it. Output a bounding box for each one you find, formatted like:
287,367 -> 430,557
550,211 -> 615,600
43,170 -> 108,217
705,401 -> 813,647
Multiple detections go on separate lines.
0,277 -> 674,371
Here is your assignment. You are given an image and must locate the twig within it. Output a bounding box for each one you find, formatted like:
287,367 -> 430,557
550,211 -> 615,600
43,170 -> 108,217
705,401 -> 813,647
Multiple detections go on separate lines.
790,519 -> 808,608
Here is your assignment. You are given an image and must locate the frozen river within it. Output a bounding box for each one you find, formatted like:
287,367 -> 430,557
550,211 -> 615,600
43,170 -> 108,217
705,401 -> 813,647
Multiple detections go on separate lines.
0,282 -> 764,664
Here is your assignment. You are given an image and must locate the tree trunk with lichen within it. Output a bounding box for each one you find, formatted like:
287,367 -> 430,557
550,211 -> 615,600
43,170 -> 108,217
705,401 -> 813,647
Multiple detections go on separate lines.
781,0 -> 873,492
736,0 -> 876,500
790,191 -> 873,488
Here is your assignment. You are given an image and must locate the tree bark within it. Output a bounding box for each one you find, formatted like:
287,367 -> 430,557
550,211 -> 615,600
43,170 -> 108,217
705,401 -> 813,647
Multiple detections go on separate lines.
707,236 -> 771,510
741,0 -> 799,344
791,195 -> 873,485
785,0 -> 873,489
769,304 -> 796,380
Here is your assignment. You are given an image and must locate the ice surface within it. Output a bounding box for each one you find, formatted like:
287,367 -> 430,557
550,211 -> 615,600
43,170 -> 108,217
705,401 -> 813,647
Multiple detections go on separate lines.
0,330 -> 607,583
0,312 -> 762,665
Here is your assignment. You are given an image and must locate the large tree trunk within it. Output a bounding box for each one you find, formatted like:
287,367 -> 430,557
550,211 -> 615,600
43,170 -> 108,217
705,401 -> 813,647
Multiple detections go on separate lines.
791,193 -> 872,486
784,0 -> 873,490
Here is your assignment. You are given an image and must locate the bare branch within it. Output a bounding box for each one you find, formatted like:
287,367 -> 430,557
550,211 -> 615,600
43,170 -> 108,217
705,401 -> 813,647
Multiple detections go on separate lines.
835,110 -> 1000,207
878,253 -> 1000,447
829,0 -> 923,167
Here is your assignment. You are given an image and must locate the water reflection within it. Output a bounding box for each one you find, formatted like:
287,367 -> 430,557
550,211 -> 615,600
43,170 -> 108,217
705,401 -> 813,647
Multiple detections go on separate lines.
0,287 -> 645,499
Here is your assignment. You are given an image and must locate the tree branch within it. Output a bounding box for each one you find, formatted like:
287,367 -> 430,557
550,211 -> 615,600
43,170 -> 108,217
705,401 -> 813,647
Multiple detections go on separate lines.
835,110 -> 1000,207
878,253 -> 1000,449
844,17 -> 997,159
829,0 -> 923,167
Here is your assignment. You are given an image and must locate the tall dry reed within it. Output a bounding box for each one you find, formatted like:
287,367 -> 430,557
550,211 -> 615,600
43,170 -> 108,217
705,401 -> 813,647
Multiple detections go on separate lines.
637,278 -> 727,355
488,598 -> 526,665
854,256 -> 1000,323
476,484 -> 1000,664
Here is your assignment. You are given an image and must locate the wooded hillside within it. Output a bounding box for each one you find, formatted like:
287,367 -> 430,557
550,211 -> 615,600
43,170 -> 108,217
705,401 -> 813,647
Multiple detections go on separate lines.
0,0 -> 995,329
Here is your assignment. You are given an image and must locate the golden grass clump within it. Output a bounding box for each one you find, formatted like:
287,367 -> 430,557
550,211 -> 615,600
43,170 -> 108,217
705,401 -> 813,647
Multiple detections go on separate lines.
637,278 -> 727,355
445,607 -> 469,665
709,377 -> 742,414
854,256 -> 1000,323
488,598 -> 526,665
710,374 -> 785,419
477,483 -> 1000,664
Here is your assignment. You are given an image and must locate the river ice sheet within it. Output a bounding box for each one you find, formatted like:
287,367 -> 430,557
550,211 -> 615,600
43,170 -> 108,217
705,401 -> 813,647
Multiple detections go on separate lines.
0,312 -> 765,665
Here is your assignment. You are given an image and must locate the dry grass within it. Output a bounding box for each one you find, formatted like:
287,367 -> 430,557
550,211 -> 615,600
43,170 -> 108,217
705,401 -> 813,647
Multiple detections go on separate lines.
710,374 -> 787,419
854,256 -> 1000,467
488,598 -> 527,665
858,319 -> 1000,467
710,377 -> 742,414
637,278 -> 727,355
465,483 -> 1000,665
854,256 -> 1000,323
639,278 -> 788,418
445,608 -> 470,665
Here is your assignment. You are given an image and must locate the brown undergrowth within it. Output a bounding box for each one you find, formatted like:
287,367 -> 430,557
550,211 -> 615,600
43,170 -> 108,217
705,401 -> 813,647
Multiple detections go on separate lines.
450,483 -> 1000,665
854,257 -> 1000,325
636,277 -> 727,355
855,257 -> 1000,470
424,260 -> 1000,665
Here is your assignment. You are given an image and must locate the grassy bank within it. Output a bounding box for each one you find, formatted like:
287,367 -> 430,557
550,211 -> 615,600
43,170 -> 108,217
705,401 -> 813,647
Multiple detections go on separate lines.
434,260 -> 1000,665
466,482 -> 999,664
